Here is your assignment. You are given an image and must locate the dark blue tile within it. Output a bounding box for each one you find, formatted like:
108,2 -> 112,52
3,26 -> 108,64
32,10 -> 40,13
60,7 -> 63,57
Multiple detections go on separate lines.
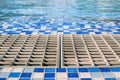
111,67 -> 120,72
0,78 -> 6,80
79,24 -> 85,28
34,68 -> 44,72
56,68 -> 66,72
20,78 -> 31,80
21,73 -> 32,77
9,72 -> 20,78
45,68 -> 55,73
63,22 -> 72,25
68,73 -> 78,78
68,68 -> 77,73
44,79 -> 55,80
44,73 -> 55,78
95,32 -> 101,34
81,78 -> 92,80
76,30 -> 82,34
78,68 -> 89,72
26,31 -> 32,34
99,68 -> 111,72
114,32 -> 120,34
89,68 -> 99,72
105,78 -> 116,80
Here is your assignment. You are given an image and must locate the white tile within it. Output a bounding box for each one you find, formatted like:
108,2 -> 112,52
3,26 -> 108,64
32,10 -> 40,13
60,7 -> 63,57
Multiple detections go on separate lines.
8,78 -> 19,80
57,78 -> 68,80
113,72 -> 120,78
12,68 -> 23,72
93,78 -> 104,80
79,73 -> 91,78
32,73 -> 44,78
57,73 -> 67,79
2,68 -> 12,72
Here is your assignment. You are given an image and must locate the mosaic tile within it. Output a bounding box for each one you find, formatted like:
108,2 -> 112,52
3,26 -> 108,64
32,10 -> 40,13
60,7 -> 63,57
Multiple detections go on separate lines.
0,67 -> 119,79
0,20 -> 120,34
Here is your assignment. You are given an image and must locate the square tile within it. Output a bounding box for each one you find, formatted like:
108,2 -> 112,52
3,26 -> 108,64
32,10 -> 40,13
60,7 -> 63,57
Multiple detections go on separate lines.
0,72 -> 10,78
57,68 -> 66,72
78,68 -> 89,72
12,68 -> 23,72
44,73 -> 55,79
34,68 -> 44,72
68,68 -> 77,73
89,68 -> 99,72
68,73 -> 79,78
21,73 -> 32,78
99,68 -> 111,72
2,68 -> 12,72
23,68 -> 34,73
56,73 -> 67,78
45,68 -> 55,73
32,73 -> 44,78
9,72 -> 20,78
79,73 -> 91,78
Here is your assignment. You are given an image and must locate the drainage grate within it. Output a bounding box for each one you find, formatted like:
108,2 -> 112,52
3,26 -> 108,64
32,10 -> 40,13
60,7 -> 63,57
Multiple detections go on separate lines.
0,35 -> 59,67
0,34 -> 120,67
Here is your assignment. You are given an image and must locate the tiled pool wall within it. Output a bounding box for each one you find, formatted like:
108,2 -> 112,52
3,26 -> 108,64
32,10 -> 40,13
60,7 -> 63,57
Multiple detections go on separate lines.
0,67 -> 120,80
0,18 -> 120,35
0,17 -> 120,80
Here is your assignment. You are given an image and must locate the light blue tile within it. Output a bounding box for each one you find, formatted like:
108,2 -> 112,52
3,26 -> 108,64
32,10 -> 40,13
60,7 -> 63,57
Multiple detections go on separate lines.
0,72 -> 10,78
23,68 -> 34,73
91,72 -> 103,78
102,72 -> 115,78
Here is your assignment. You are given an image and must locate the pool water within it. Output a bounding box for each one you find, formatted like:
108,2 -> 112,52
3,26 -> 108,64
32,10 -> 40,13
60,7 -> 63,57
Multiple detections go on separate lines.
0,0 -> 120,34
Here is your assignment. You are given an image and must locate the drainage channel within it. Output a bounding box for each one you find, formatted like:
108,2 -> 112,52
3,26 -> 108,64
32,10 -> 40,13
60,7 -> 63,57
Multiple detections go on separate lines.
0,34 -> 120,67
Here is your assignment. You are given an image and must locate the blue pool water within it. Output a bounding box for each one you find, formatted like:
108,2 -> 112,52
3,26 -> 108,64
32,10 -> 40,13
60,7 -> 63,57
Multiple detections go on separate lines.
0,0 -> 120,34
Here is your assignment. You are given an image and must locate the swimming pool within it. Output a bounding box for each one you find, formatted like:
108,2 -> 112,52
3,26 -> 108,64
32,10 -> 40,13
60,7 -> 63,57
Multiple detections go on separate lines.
0,0 -> 120,34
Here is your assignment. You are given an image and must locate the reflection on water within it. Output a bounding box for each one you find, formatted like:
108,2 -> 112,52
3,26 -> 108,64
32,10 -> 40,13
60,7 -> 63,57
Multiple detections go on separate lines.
0,0 -> 120,22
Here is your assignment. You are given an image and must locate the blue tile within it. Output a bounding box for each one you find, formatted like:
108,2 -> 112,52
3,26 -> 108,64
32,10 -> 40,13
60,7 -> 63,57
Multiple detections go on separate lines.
99,68 -> 111,72
21,73 -> 32,77
89,68 -> 99,72
20,78 -> 31,80
34,68 -> 44,72
44,73 -> 55,78
0,67 -> 2,71
78,68 -> 89,72
56,68 -> 66,72
95,32 -> 101,34
64,32 -> 70,34
111,67 -> 120,72
76,30 -> 82,34
0,78 -> 6,80
68,68 -> 77,73
44,79 -> 55,80
68,73 -> 78,78
9,72 -> 20,78
105,78 -> 116,80
81,78 -> 92,80
63,22 -> 72,25
45,68 -> 55,73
